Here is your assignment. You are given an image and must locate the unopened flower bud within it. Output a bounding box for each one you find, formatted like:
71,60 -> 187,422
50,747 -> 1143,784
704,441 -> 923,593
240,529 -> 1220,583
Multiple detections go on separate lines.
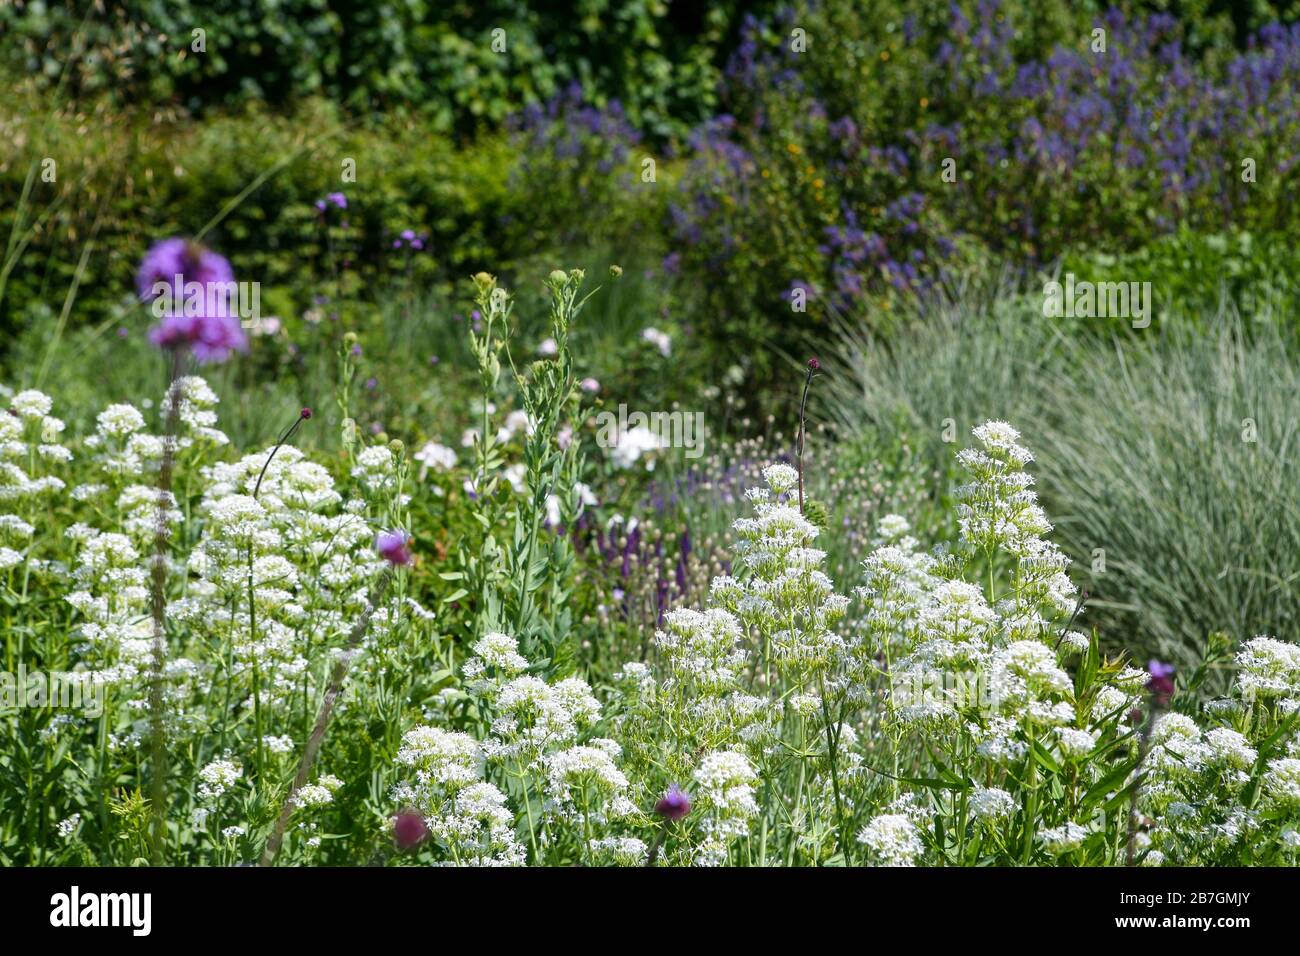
654,783 -> 691,822
393,811 -> 428,849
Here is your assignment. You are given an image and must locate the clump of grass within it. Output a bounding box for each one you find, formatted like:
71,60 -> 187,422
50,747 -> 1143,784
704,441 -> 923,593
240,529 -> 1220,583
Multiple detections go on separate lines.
825,288 -> 1300,676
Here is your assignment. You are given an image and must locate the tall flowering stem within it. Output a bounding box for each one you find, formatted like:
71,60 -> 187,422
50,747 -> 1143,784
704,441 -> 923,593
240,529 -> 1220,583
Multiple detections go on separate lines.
796,358 -> 819,515
147,351 -> 185,865
248,408 -> 313,778
260,567 -> 394,866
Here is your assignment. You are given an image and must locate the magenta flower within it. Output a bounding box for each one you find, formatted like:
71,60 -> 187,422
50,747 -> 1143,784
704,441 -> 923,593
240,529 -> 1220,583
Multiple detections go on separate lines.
148,313 -> 248,363
393,811 -> 428,850
138,238 -> 247,363
375,529 -> 413,566
136,237 -> 233,302
1146,659 -> 1175,706
654,783 -> 691,822
392,228 -> 428,252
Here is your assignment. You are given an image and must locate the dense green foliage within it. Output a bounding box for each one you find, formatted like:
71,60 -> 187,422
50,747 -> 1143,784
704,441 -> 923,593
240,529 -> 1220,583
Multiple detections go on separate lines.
0,0 -> 767,137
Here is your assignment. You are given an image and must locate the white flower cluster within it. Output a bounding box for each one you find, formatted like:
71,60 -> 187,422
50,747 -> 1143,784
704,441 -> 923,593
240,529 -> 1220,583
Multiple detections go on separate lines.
857,813 -> 924,866
168,441 -> 392,709
691,749 -> 760,863
718,465 -> 849,674
392,727 -> 524,866
394,630 -> 639,865
1140,636 -> 1300,865
1,388 -> 70,505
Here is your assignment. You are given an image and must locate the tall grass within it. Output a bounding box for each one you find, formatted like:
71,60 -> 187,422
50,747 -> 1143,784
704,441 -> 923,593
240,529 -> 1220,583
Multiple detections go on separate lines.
824,288 -> 1300,676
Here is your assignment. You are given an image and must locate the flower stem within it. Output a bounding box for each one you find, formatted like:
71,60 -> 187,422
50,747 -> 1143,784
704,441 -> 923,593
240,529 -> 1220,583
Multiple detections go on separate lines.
147,352 -> 185,865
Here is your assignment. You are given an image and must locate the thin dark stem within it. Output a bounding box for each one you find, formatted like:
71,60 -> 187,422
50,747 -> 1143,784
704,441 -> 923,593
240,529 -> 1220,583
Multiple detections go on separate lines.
148,351 -> 185,865
796,364 -> 817,515
260,568 -> 393,866
249,409 -> 311,780
1052,590 -> 1089,652
253,410 -> 311,500
819,682 -> 852,865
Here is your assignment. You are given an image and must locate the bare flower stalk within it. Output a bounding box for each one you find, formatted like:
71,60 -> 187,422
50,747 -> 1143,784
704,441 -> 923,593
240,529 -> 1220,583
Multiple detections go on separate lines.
260,568 -> 393,867
796,358 -> 819,515
147,352 -> 185,866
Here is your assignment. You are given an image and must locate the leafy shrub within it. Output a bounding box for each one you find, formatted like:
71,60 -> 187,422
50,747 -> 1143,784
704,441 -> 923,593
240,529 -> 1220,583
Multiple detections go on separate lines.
0,0 -> 771,138
1061,227 -> 1300,329
663,0 -> 1300,369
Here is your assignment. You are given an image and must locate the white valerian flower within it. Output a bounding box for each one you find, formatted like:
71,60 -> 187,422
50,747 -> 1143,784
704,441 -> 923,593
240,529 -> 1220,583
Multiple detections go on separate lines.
1263,758 -> 1300,805
351,444 -> 397,493
545,745 -> 629,808
641,326 -> 672,357
761,463 -> 798,495
590,836 -> 648,866
1203,727 -> 1257,771
1056,727 -> 1098,758
197,759 -> 242,801
693,750 -> 759,837
1236,636 -> 1300,701
610,426 -> 667,470
294,783 -> 335,807
655,607 -> 748,694
395,727 -> 483,787
413,441 -> 457,478
466,631 -> 530,679
857,813 -> 924,866
1039,822 -> 1088,854
96,403 -> 147,438
10,389 -> 53,419
968,787 -> 1016,820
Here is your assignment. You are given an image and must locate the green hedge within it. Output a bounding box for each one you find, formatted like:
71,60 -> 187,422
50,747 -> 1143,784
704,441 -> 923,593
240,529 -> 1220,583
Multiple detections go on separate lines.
0,0 -> 774,140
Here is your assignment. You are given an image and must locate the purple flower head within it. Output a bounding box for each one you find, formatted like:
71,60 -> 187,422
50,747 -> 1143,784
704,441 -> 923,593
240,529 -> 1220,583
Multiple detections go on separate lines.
375,529 -> 413,566
148,313 -> 248,363
136,237 -> 233,302
1146,659 -> 1175,704
138,238 -> 246,363
393,811 -> 428,849
326,192 -> 347,209
654,783 -> 691,822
